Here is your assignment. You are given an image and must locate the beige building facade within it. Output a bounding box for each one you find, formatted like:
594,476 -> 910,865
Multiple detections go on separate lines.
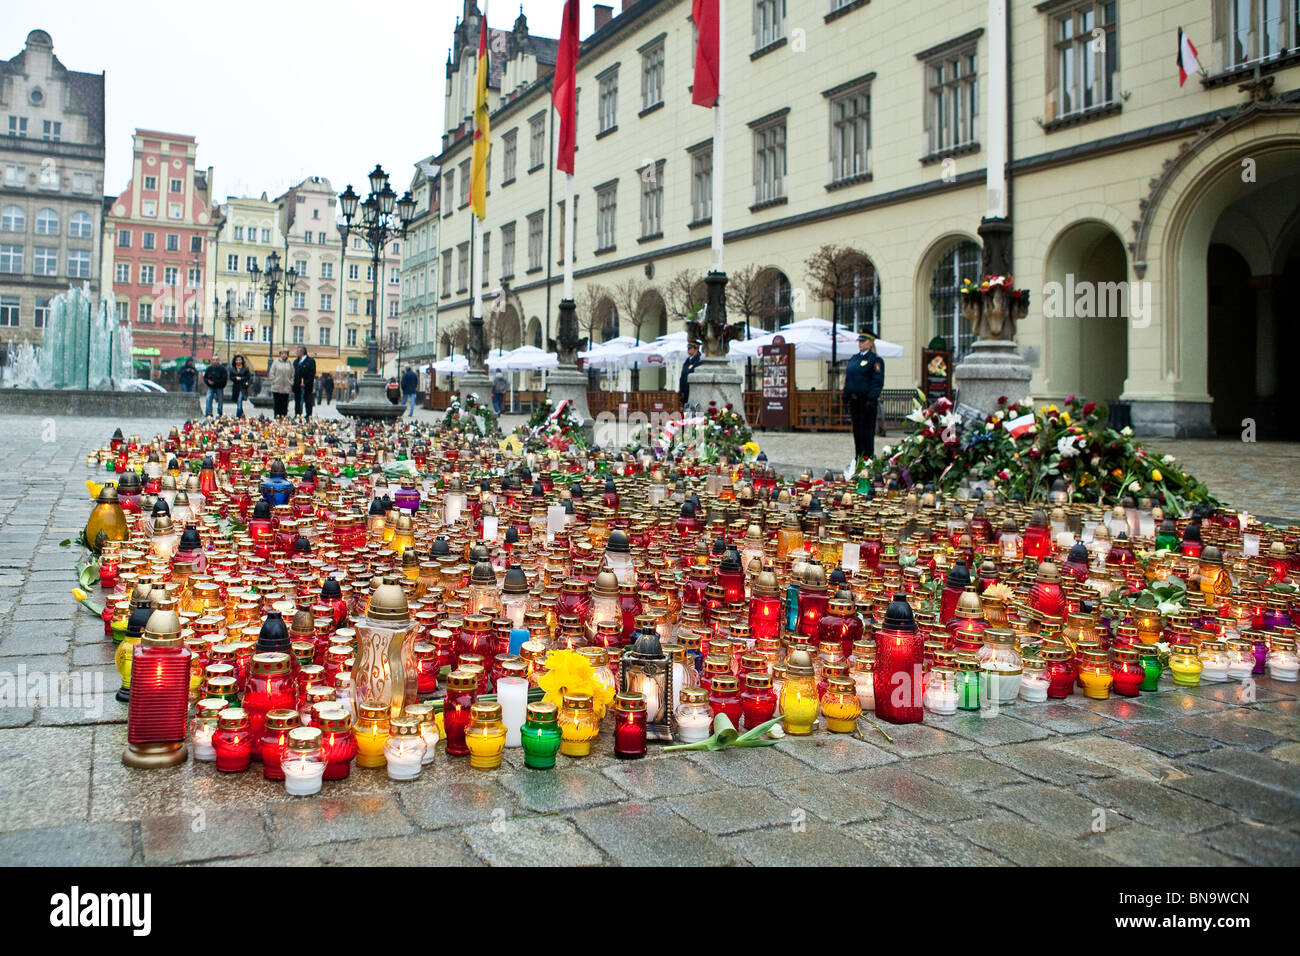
212,193 -> 283,366
0,30 -> 105,347
426,0 -> 1299,436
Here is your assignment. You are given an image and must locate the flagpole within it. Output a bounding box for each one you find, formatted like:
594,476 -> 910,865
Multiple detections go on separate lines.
564,173 -> 574,298
711,0 -> 725,274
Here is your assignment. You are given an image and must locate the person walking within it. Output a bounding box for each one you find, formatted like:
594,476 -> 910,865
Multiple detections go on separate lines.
179,358 -> 197,393
401,365 -> 420,417
202,359 -> 227,417
229,354 -> 253,418
678,340 -> 703,412
321,372 -> 334,405
491,367 -> 508,415
293,346 -> 317,418
268,349 -> 294,419
842,331 -> 885,465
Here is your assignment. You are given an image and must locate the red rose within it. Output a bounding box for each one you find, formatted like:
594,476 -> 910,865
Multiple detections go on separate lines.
1082,402 -> 1097,416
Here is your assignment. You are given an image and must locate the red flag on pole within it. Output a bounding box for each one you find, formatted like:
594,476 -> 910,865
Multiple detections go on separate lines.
692,0 -> 720,107
553,0 -> 580,174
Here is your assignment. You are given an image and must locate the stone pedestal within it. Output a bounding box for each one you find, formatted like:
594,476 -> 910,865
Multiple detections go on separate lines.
685,357 -> 744,417
457,369 -> 492,401
546,365 -> 595,443
952,340 -> 1032,415
337,372 -> 404,420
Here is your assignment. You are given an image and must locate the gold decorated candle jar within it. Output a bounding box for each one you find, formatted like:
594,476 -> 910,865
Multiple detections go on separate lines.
820,674 -> 862,732
1134,607 -> 1163,645
464,702 -> 507,771
557,693 -> 600,757
354,700 -> 391,768
1168,644 -> 1203,686
1077,649 -> 1113,700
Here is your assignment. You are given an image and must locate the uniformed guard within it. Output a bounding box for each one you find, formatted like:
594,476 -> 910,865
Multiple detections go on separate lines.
842,331 -> 884,464
679,340 -> 703,411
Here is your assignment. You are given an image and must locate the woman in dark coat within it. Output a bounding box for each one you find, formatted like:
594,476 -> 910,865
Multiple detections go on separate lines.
229,354 -> 254,419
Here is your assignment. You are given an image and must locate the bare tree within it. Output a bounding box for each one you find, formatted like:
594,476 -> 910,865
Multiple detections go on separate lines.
805,244 -> 870,372
609,276 -> 650,344
726,263 -> 772,337
665,268 -> 704,324
575,283 -> 607,350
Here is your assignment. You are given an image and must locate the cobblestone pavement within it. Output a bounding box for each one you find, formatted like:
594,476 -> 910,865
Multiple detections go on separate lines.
1,413 -> 1297,866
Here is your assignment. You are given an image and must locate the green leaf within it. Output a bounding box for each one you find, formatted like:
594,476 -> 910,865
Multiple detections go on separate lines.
58,539 -> 71,547
75,556 -> 100,590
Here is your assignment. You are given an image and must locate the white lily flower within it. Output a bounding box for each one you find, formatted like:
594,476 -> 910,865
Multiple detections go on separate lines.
906,408 -> 926,423
939,412 -> 961,428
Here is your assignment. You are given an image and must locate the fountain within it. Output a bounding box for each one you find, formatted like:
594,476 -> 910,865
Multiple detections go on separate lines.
0,283 -> 197,417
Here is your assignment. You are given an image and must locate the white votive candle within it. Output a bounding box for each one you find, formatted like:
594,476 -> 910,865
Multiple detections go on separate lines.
497,677 -> 529,748
1019,674 -> 1049,703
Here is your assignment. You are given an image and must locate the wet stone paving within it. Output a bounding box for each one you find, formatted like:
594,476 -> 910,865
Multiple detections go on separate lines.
0,414 -> 1297,866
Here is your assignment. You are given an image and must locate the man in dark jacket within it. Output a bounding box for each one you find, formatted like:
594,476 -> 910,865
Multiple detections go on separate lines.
321,372 -> 334,404
400,366 -> 419,417
842,331 -> 884,464
179,359 -> 197,393
202,361 -> 227,417
678,340 -> 703,411
292,347 -> 317,418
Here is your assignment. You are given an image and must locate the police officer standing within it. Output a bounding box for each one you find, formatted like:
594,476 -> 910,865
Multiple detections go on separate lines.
842,330 -> 884,463
679,340 -> 703,411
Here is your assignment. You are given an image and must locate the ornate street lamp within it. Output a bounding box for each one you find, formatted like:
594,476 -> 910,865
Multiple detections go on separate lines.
335,165 -> 416,419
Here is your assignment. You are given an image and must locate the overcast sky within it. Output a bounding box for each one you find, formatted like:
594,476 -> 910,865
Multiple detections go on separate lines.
12,0 -> 594,201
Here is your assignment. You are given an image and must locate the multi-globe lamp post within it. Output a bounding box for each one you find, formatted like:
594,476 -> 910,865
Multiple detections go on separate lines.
335,166 -> 416,419
246,251 -> 299,368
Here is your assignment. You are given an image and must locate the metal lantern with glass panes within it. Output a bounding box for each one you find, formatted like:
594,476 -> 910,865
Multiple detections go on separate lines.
620,623 -> 674,741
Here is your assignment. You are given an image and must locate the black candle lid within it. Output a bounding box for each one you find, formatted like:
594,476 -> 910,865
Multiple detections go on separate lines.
883,593 -> 916,631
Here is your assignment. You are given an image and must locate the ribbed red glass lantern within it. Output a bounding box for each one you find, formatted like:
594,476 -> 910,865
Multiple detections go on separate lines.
243,652 -> 295,756
318,707 -> 357,780
795,561 -> 830,639
873,593 -> 923,724
123,610 -> 191,768
260,709 -> 300,781
748,571 -> 783,641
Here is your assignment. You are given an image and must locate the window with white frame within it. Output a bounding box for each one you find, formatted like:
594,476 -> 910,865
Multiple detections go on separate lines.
319,326 -> 331,345
348,296 -> 359,315
501,222 -> 516,279
139,264 -> 155,285
42,120 -> 61,142
262,228 -> 271,243
1051,2 -> 1117,117
304,230 -> 313,244
72,172 -> 93,195
188,267 -> 201,287
502,129 -> 518,183
459,160 -> 471,206
169,178 -> 182,193
598,67 -> 619,133
390,267 -> 399,285
261,325 -> 272,343
1222,0 -> 1297,67
69,211 -> 92,237
142,232 -> 155,250
828,79 -> 871,183
115,262 -> 131,284
321,293 -> 333,311
242,325 -> 255,342
925,44 -> 979,153
4,165 -> 26,188
226,254 -> 238,271
457,242 -> 469,291
321,261 -> 333,279
35,207 -> 59,235
165,234 -> 179,252
34,296 -> 49,329
641,39 -> 664,109
292,325 -> 304,344
233,226 -> 244,240
529,112 -> 547,170
596,183 -> 618,251
138,302 -> 153,323
366,265 -> 375,283
481,233 -> 490,286
527,213 -> 544,271
38,163 -> 59,190
34,246 -> 58,276
390,299 -> 399,317
347,327 -> 358,347
754,0 -> 787,49
141,200 -> 156,217
751,115 -> 787,205
162,304 -> 177,325
7,117 -> 26,137
640,160 -> 664,237
114,301 -> 127,322
348,263 -> 360,280
295,259 -> 307,276
144,176 -> 157,191
168,203 -> 182,219
441,251 -> 452,293
164,266 -> 179,286
293,291 -> 306,310
1,205 -> 24,232
0,296 -> 18,326
68,249 -> 91,278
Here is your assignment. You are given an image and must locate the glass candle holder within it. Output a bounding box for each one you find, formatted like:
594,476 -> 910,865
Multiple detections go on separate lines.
1266,636 -> 1299,682
821,674 -> 862,732
558,693 -> 600,757
520,701 -> 564,769
1197,639 -> 1229,683
976,628 -> 1022,707
740,672 -> 777,729
353,700 -> 391,768
496,676 -> 529,748
1019,657 -> 1049,702
318,707 -> 357,780
780,650 -> 819,735
260,709 -> 300,781
443,669 -> 479,757
405,702 -> 439,764
281,727 -> 326,796
1111,647 -> 1144,697
675,687 -> 713,743
706,674 -> 742,728
954,652 -> 981,711
1225,637 -> 1255,681
612,692 -> 648,759
1168,644 -> 1204,686
212,707 -> 252,773
924,665 -> 959,715
1138,647 -> 1162,691
244,652 -> 294,756
874,593 -> 923,724
1040,645 -> 1076,698
384,716 -> 427,780
464,702 -> 508,770
1077,649 -> 1113,700
192,698 -> 226,761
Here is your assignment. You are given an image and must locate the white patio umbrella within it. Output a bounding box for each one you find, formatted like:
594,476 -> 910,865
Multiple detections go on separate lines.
775,317 -> 904,357
486,345 -> 558,371
432,353 -> 469,374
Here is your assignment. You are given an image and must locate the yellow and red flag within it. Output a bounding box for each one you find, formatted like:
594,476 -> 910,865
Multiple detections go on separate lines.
470,9 -> 491,220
